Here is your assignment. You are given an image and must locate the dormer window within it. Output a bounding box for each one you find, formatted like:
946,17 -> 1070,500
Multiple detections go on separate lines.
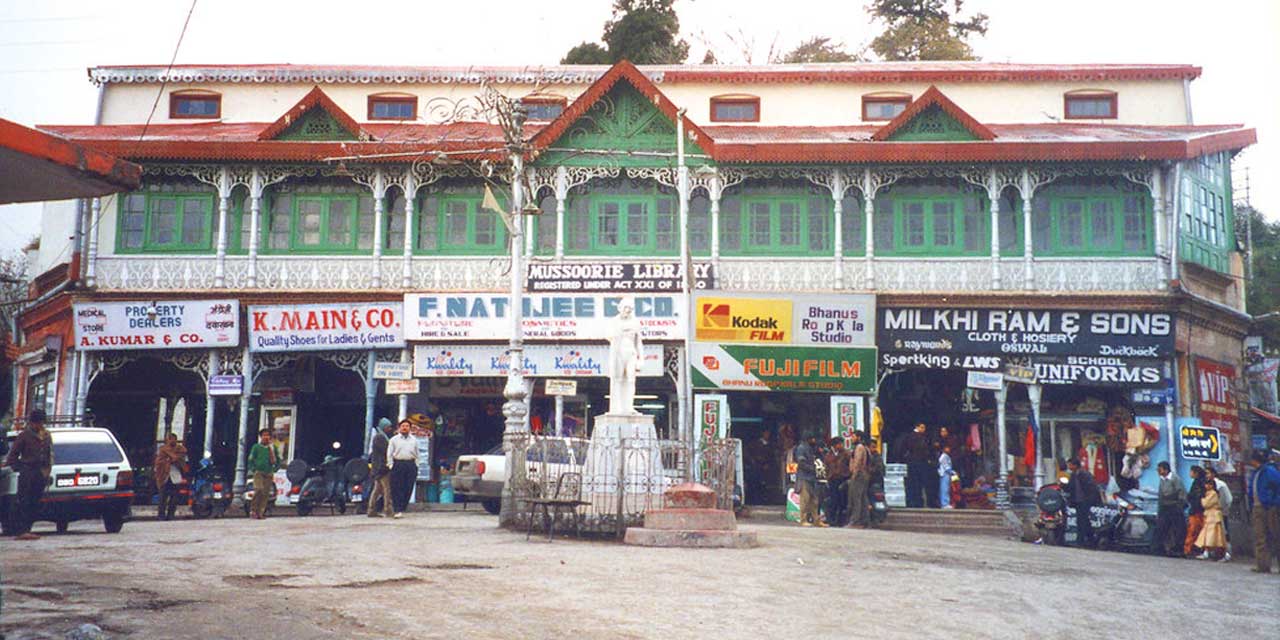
862,93 -> 911,121
710,95 -> 760,122
367,94 -> 418,120
1064,90 -> 1117,119
521,95 -> 567,121
169,90 -> 221,119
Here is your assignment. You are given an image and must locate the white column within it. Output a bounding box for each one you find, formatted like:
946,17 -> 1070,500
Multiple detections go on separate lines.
364,350 -> 377,455
75,351 -> 92,417
831,169 -> 845,290
554,166 -> 568,259
85,198 -> 101,288
862,169 -> 876,290
525,169 -> 536,257
1020,169 -> 1034,291
214,167 -> 231,288
1151,167 -> 1168,288
233,346 -> 252,493
709,175 -> 722,263
988,168 -> 1001,290
397,348 -> 410,421
371,169 -> 386,289
248,169 -> 264,288
995,382 -> 1009,509
401,172 -> 416,289
203,350 -> 220,459
1028,383 -> 1043,490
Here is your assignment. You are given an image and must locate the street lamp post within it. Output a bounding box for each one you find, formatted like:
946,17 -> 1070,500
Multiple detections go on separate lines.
498,106 -> 528,526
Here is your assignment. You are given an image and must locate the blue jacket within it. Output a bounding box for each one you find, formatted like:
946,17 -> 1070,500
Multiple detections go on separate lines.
1250,463 -> 1280,508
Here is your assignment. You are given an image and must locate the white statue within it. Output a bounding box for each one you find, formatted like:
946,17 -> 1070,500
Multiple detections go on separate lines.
607,297 -> 643,415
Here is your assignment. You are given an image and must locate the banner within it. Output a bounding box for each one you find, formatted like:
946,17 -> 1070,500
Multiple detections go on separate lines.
526,261 -> 716,292
878,308 -> 1175,358
1195,358 -> 1241,462
830,396 -> 865,446
1179,425 -> 1223,461
690,344 -> 876,394
74,300 -> 239,351
404,293 -> 684,341
694,292 -> 875,347
248,302 -> 404,352
412,344 -> 664,378
694,394 -> 729,444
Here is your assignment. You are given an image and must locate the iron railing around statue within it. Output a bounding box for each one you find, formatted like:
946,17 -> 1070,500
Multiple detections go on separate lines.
507,435 -> 740,537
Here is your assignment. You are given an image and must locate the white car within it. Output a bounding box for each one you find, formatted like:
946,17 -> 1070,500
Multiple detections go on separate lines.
1,427 -> 134,534
453,438 -> 588,515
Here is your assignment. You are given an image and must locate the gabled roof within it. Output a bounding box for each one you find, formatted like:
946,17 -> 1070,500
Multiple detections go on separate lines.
258,86 -> 371,141
872,86 -> 995,141
0,117 -> 140,204
528,59 -> 714,156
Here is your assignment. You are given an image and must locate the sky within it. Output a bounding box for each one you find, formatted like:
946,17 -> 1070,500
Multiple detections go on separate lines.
1,0 -> 1276,258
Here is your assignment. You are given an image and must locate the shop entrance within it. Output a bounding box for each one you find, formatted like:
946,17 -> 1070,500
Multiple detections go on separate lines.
85,357 -> 205,472
725,392 -> 832,506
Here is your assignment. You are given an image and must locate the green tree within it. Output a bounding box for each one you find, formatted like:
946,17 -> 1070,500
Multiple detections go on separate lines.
561,0 -> 690,65
867,0 -> 989,61
1244,207 -> 1280,346
776,37 -> 860,63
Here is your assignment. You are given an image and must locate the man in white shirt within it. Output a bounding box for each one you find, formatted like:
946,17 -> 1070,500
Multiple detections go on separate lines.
386,419 -> 419,519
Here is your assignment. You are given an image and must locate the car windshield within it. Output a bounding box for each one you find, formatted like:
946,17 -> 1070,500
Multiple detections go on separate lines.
485,444 -> 504,456
52,432 -> 124,465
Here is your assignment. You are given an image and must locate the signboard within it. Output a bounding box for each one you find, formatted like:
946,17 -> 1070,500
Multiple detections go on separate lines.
544,379 -> 578,396
690,344 -> 877,394
1246,358 -> 1279,414
1179,425 -> 1223,461
413,344 -> 664,378
966,371 -> 1004,391
694,292 -> 875,347
248,302 -> 404,352
385,379 -> 421,395
372,362 -> 413,380
74,300 -> 239,351
878,308 -> 1175,358
1003,361 -> 1037,384
1195,358 -> 1240,463
694,394 -> 729,443
526,261 -> 716,292
404,293 -> 684,341
208,375 -> 244,396
830,396 -> 865,446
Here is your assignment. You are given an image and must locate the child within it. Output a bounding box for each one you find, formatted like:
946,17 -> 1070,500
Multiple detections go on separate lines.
939,446 -> 954,509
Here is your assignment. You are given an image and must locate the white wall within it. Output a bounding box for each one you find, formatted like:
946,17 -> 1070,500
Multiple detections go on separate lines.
33,199 -> 78,276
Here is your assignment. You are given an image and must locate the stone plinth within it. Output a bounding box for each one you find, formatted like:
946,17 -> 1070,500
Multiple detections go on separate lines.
582,412 -> 664,498
623,482 -> 759,549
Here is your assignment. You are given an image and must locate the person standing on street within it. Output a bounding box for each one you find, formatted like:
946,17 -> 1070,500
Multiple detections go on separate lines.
1067,457 -> 1099,548
793,435 -> 821,527
846,432 -> 871,528
1184,466 -> 1207,557
902,423 -> 931,508
387,419 -> 420,519
1194,478 -> 1227,561
5,409 -> 53,540
822,437 -> 851,527
247,429 -> 279,520
1247,450 -> 1280,574
153,432 -> 187,521
1151,462 -> 1187,557
366,418 -> 395,518
938,445 -> 954,509
1205,467 -> 1233,562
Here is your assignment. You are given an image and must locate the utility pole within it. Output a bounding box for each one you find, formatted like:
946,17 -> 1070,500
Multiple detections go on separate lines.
499,100 -> 529,527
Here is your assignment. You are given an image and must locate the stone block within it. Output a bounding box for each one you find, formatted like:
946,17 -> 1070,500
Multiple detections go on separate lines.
643,508 -> 737,531
623,527 -> 759,549
663,482 -> 716,509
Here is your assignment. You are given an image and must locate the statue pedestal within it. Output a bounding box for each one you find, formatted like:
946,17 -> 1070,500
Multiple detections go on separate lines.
582,412 -> 665,503
623,483 -> 759,548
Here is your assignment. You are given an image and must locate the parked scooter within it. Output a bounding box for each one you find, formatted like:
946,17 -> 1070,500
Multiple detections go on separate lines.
189,458 -> 231,518
869,477 -> 889,526
241,481 -> 277,517
1034,480 -> 1070,546
288,442 -> 352,517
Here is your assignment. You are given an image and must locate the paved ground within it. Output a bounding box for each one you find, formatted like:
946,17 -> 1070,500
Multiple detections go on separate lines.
1,508 -> 1276,640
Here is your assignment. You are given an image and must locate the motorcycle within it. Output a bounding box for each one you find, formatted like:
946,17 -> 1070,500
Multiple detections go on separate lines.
189,458 -> 231,519
289,442 -> 367,517
1037,477 -> 1156,552
241,481 -> 277,517
1034,480 -> 1070,546
869,476 -> 889,526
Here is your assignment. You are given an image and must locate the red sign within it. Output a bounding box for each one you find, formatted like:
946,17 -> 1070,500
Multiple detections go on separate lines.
1195,358 -> 1240,464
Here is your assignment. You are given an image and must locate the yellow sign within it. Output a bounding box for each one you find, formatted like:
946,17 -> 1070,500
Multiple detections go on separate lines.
694,296 -> 792,343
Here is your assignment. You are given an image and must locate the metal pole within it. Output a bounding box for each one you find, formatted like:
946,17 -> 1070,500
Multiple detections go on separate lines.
397,348 -> 410,421
995,382 -> 1009,509
555,394 -> 564,437
234,346 -> 252,493
1028,383 -> 1043,490
676,108 -> 695,480
499,111 -> 529,527
364,350 -> 377,455
1164,360 -> 1177,472
203,349 -> 220,459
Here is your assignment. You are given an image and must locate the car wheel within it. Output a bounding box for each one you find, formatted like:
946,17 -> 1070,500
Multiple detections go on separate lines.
296,502 -> 313,517
104,511 -> 126,533
191,501 -> 212,519
56,520 -> 69,534
482,499 -> 501,515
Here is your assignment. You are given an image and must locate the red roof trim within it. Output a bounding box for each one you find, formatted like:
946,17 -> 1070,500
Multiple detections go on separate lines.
528,60 -> 715,156
1252,406 -> 1280,426
258,86 -> 371,141
0,117 -> 141,203
872,86 -> 995,141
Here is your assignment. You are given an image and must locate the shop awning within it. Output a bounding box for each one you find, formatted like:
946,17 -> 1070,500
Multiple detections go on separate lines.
0,117 -> 141,204
1251,406 -> 1280,426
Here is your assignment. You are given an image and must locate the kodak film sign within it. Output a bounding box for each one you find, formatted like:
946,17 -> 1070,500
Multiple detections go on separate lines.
693,292 -> 875,347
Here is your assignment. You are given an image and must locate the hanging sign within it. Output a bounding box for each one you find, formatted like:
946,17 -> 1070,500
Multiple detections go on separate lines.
690,344 -> 877,394
1179,425 -> 1222,461
526,261 -> 717,292
248,302 -> 404,352
694,292 -> 876,347
830,396 -> 865,446
208,375 -> 244,396
966,371 -> 1004,391
385,379 -> 421,395
412,344 -> 664,378
1003,361 -> 1037,384
544,379 -> 578,396
694,394 -> 729,444
1195,357 -> 1240,463
403,293 -> 684,341
372,362 -> 413,380
73,300 -> 239,350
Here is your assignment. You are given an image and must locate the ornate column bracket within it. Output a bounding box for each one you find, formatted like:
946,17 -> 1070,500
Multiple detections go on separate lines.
625,167 -> 678,188
1018,166 -> 1061,290
563,165 -> 622,191
248,166 -> 294,288
398,169 -> 417,288
250,352 -> 302,388
85,198 -> 101,288
351,167 -> 389,288
316,350 -> 375,386
553,166 -> 569,259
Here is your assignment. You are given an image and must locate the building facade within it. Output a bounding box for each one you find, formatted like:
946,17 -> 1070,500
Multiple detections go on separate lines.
13,60 -> 1256,501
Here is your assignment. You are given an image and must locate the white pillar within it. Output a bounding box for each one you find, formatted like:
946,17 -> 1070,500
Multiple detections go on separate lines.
371,169 -> 386,289
709,175 -> 722,263
85,198 -> 100,288
214,167 -> 231,288
233,346 -> 252,493
248,168 -> 264,288
397,348 -> 410,421
554,166 -> 568,259
1020,169 -> 1034,290
995,382 -> 1009,509
1164,360 -> 1177,470
831,169 -> 844,290
1151,167 -> 1168,288
988,168 -> 1001,290
74,351 -> 90,417
862,169 -> 876,290
203,349 -> 220,459
401,172 -> 416,288
554,395 -> 564,436
364,350 -> 377,455
1028,383 -> 1043,490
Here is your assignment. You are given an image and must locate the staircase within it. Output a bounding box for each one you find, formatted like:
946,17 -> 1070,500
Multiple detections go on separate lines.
879,508 -> 1016,538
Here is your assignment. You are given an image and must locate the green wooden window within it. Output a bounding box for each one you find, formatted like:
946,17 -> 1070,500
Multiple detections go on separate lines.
533,194 -> 557,256
262,188 -> 374,254
689,193 -> 711,256
873,193 -> 987,256
997,193 -> 1024,256
416,194 -> 507,255
116,190 -> 215,253
1179,152 -> 1233,273
1032,190 -> 1151,256
721,192 -> 830,256
840,194 -> 865,257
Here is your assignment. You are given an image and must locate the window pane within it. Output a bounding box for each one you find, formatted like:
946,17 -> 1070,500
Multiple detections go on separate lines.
840,195 -> 864,255
712,100 -> 758,121
536,195 -> 557,254
903,202 -> 925,247
1066,96 -> 1114,118
1123,196 -> 1148,252
778,201 -> 801,248
121,194 -> 146,249
598,202 -> 620,247
931,201 -> 955,247
372,100 -> 415,119
268,194 -> 291,250
625,202 -> 647,247
720,198 -> 741,252
1060,200 -> 1084,248
655,199 -> 675,252
327,199 -> 352,246
567,198 -> 590,252
357,196 -> 374,250
1089,200 -> 1115,249
998,195 -> 1020,254
175,97 -> 218,116
475,209 -> 497,246
689,194 -> 710,254
150,197 -> 177,245
873,197 -> 894,251
525,102 -> 563,120
807,198 -> 828,252
864,100 -> 907,120
1031,197 -> 1051,252
181,198 -> 206,245
963,196 -> 984,253
298,199 -> 322,246
444,200 -> 468,246
748,202 -> 771,247
407,196 -> 426,251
